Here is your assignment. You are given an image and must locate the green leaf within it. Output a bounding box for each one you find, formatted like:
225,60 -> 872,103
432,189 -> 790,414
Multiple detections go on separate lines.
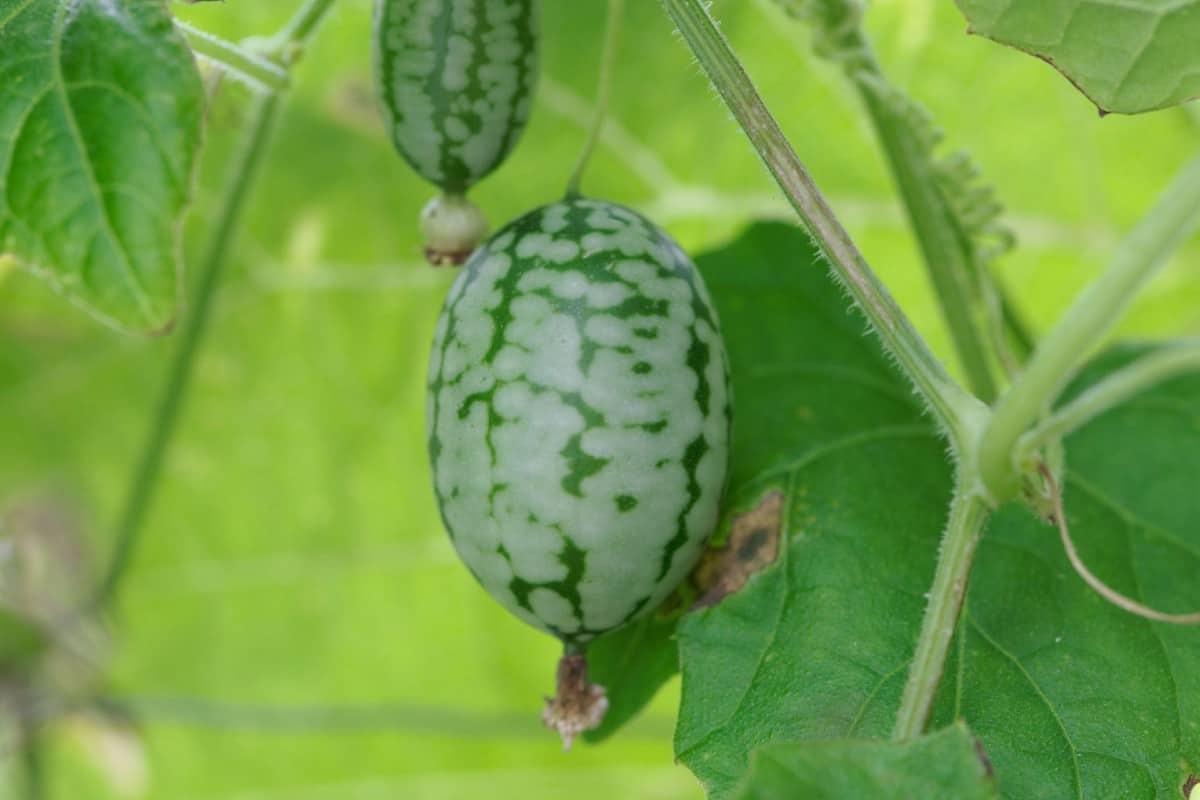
674,221 -> 946,797
0,0 -> 205,332
673,224 -> 1200,798
953,0 -> 1200,114
935,342 -> 1200,799
733,723 -> 997,800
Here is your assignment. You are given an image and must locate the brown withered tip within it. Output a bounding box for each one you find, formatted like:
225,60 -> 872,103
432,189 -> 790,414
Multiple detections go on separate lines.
542,652 -> 608,750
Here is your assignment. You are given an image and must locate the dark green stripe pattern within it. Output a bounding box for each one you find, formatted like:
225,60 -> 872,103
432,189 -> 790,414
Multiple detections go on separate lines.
373,0 -> 539,194
427,198 -> 731,647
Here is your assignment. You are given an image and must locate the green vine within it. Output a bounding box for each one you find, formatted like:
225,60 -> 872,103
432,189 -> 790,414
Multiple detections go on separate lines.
773,0 -> 1020,401
96,0 -> 340,609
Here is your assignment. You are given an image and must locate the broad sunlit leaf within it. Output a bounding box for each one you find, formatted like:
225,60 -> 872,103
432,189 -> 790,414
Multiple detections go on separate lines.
672,224 -> 1200,799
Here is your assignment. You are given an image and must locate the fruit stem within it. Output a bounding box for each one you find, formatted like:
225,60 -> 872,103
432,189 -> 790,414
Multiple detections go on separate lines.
660,0 -> 985,453
893,475 -> 990,740
978,153 -> 1200,503
565,0 -> 624,198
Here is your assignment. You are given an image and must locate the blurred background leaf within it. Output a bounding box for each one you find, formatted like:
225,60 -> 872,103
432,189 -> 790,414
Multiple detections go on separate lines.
1,0 -> 1199,797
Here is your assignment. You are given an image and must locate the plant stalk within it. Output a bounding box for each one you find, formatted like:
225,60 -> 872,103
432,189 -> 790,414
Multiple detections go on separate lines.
893,481 -> 990,740
772,1 -> 1023,395
661,0 -> 984,450
978,153 -> 1200,502
858,86 -> 998,401
175,20 -> 290,92
96,0 -> 340,608
17,696 -> 44,800
96,92 -> 282,608
1019,340 -> 1200,457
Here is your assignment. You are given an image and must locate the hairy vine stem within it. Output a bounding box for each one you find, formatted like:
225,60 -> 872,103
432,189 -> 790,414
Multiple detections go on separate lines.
979,153 -> 1200,502
660,0 -> 985,451
892,475 -> 990,740
96,0 -> 339,609
566,0 -> 624,197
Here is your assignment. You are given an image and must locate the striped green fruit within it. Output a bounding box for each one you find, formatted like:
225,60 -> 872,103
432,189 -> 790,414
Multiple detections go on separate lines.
427,198 -> 731,650
373,0 -> 539,265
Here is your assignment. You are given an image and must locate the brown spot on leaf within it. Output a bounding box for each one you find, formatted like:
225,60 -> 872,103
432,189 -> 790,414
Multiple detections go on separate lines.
1183,774 -> 1199,799
690,489 -> 783,610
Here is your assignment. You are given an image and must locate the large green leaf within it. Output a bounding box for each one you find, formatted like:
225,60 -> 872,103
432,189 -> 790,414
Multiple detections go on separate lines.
673,224 -> 1200,798
674,221 -> 947,797
953,0 -> 1200,114
0,0 -> 204,332
935,343 -> 1200,799
733,723 -> 997,800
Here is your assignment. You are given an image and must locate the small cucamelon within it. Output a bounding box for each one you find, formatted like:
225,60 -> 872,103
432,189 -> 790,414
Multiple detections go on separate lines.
373,0 -> 539,265
426,197 -> 731,744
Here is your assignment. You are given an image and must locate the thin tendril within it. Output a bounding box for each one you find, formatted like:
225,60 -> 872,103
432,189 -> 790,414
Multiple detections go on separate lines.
565,0 -> 624,198
1041,464 -> 1200,625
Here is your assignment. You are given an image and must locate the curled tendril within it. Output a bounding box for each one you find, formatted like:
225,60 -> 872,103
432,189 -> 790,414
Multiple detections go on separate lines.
1039,464 -> 1200,626
857,75 -> 1016,284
